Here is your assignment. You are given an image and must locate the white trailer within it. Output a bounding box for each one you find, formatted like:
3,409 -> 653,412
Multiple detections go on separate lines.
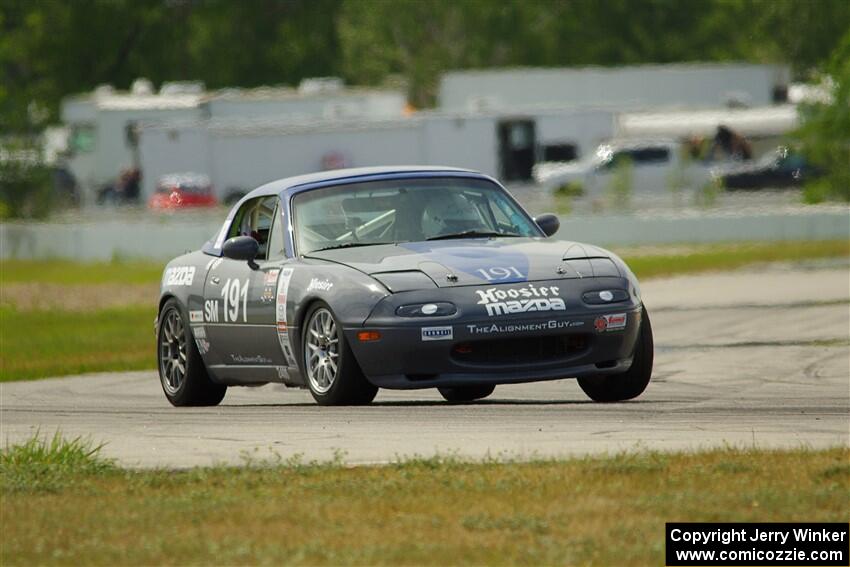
137,107 -> 617,200
60,79 -> 408,203
61,86 -> 204,202
439,63 -> 791,111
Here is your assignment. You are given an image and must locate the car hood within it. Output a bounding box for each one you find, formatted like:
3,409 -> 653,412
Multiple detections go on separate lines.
304,238 -> 622,290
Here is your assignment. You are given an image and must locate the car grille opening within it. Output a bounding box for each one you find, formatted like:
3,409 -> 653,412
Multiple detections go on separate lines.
451,334 -> 590,366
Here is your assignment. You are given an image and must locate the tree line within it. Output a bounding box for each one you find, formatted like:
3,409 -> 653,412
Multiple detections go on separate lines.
2,0 -> 849,130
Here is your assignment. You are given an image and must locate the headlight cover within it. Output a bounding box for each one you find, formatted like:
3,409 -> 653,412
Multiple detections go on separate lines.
396,302 -> 457,317
582,289 -> 629,305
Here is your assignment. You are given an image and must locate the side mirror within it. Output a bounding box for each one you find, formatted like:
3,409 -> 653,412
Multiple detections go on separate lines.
222,236 -> 259,268
534,213 -> 560,237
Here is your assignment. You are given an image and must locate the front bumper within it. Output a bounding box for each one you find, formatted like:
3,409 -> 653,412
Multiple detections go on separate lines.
346,279 -> 642,389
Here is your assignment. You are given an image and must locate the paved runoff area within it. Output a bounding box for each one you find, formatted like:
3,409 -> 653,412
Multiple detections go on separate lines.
2,264 -> 848,468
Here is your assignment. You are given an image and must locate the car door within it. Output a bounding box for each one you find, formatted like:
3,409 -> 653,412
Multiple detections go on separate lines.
203,195 -> 290,383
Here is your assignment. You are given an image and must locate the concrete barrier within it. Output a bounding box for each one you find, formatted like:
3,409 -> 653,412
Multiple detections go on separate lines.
555,208 -> 850,247
1,208 -> 848,261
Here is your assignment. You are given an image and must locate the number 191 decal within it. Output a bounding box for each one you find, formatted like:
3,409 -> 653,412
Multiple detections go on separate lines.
221,278 -> 249,323
475,266 -> 525,281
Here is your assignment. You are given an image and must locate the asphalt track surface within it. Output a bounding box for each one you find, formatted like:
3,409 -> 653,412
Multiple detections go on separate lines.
2,263 -> 848,468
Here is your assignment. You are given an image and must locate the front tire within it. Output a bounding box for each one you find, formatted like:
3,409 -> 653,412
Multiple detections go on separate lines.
438,385 -> 495,403
157,298 -> 226,406
302,302 -> 378,406
577,307 -> 654,402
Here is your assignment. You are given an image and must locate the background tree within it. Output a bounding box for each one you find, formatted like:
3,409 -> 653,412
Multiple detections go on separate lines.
2,0 -> 850,126
796,29 -> 850,202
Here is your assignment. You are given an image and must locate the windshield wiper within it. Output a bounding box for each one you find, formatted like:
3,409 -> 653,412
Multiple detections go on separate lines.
426,230 -> 521,241
311,242 -> 385,252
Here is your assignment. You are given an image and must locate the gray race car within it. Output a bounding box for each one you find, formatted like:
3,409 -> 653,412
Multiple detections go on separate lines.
156,166 -> 653,406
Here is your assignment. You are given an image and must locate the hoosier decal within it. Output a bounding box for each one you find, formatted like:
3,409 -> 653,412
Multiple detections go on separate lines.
307,278 -> 333,292
475,283 -> 565,317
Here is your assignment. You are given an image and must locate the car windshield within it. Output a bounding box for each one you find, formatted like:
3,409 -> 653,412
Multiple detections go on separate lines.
292,177 -> 541,254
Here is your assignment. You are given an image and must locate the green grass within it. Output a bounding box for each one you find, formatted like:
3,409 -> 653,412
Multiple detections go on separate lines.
1,435 -> 847,566
0,306 -> 155,381
0,258 -> 163,285
0,432 -> 116,493
0,240 -> 847,382
619,239 -> 850,280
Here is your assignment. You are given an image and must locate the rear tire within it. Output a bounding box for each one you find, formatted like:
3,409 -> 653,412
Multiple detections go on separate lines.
157,298 -> 226,406
302,302 -> 378,406
577,307 -> 653,402
438,384 -> 495,403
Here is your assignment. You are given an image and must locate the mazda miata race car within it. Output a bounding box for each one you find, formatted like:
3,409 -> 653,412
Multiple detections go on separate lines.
156,166 -> 653,406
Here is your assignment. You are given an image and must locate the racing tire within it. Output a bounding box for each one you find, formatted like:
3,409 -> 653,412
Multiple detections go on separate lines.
302,302 -> 378,406
577,307 -> 654,402
438,385 -> 495,403
157,298 -> 227,406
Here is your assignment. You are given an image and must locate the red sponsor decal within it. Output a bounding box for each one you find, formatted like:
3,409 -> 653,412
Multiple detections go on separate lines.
277,322 -> 288,333
594,317 -> 608,332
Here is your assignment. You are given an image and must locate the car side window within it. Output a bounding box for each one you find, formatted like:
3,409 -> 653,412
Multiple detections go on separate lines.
227,196 -> 278,260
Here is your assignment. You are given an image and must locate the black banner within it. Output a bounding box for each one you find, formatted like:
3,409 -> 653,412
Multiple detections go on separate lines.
666,523 -> 849,566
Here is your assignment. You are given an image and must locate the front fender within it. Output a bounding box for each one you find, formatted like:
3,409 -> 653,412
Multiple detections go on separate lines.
285,260 -> 390,331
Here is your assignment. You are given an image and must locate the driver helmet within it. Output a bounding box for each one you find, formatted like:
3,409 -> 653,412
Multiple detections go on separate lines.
421,192 -> 480,236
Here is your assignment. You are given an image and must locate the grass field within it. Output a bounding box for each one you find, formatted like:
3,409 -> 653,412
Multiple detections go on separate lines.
0,307 -> 155,380
1,435 -> 847,566
620,239 -> 850,279
1,239 -> 847,381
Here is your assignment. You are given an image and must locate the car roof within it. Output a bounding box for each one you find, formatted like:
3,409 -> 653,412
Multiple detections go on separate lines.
244,165 -> 485,200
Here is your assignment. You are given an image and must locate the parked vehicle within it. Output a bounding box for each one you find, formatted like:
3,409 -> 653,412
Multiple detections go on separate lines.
156,166 -> 653,407
533,140 -> 727,196
148,173 -> 218,209
712,147 -> 820,190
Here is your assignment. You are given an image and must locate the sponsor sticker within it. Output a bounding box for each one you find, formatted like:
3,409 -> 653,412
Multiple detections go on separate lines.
193,326 -> 207,339
594,313 -> 627,333
421,326 -> 453,341
467,320 -> 584,335
276,267 -> 297,366
195,338 -> 210,354
476,283 -> 565,317
163,266 -> 196,287
275,366 -> 290,380
229,354 -> 273,365
261,269 -> 280,303
189,310 -> 203,323
307,278 -> 334,292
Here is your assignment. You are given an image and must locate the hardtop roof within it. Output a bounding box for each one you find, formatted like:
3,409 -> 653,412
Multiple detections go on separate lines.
245,166 -> 485,199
